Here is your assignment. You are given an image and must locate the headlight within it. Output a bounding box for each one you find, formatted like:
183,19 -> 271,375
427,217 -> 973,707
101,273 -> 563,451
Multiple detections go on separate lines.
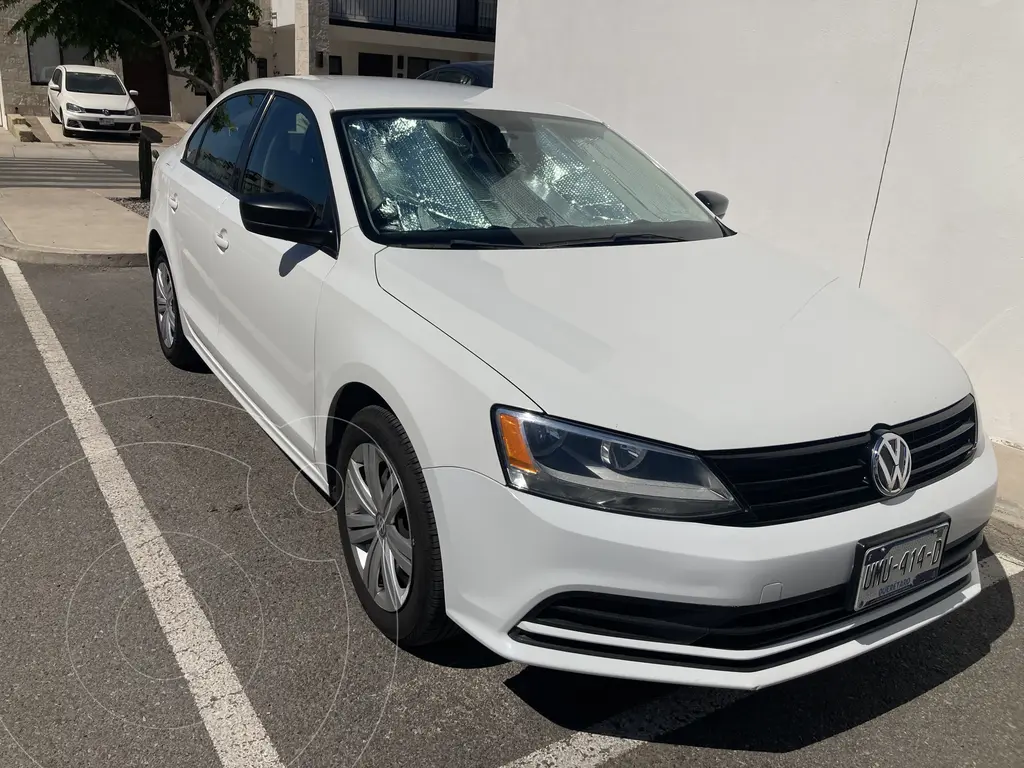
65,103 -> 83,113
493,408 -> 740,520
127,106 -> 139,116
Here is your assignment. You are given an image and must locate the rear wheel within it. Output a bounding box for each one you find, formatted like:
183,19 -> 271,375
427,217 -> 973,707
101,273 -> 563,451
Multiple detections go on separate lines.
334,406 -> 458,647
152,247 -> 202,370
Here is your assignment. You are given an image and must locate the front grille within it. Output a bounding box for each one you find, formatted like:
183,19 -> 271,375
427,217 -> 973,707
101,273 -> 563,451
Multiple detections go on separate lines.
517,524 -> 984,660
77,120 -> 138,131
702,395 -> 977,526
82,108 -> 128,115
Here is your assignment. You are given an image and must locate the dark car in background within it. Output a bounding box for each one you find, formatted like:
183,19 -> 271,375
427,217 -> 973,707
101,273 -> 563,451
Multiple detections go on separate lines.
416,60 -> 493,87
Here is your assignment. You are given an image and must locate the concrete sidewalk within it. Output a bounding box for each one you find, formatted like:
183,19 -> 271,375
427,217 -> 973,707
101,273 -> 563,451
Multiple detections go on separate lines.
0,188 -> 146,266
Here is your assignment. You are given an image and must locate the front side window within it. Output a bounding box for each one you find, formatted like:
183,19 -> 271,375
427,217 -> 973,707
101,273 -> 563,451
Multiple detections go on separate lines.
51,69 -> 62,88
336,109 -> 726,248
241,96 -> 331,223
191,91 -> 267,187
64,72 -> 125,95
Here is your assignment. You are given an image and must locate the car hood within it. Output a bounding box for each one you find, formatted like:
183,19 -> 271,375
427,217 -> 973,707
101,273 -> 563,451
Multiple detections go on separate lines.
375,234 -> 971,451
64,91 -> 135,112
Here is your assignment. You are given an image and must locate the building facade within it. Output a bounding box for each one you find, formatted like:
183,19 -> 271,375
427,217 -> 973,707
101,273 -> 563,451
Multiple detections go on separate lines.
495,0 -> 1024,446
1,0 -> 494,126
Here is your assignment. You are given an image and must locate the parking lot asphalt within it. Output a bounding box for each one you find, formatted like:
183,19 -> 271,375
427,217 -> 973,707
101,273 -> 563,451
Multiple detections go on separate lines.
0,260 -> 1021,768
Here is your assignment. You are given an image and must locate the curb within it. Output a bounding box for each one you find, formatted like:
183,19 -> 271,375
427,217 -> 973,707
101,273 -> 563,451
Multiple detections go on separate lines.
8,116 -> 40,143
0,216 -> 147,268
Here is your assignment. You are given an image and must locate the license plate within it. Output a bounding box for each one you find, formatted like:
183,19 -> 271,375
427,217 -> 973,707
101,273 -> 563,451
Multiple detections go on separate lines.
851,518 -> 949,611
99,118 -> 115,127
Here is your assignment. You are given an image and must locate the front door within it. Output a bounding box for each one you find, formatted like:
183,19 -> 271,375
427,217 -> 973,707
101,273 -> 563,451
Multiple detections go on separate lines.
210,92 -> 337,461
168,91 -> 268,353
123,48 -> 171,116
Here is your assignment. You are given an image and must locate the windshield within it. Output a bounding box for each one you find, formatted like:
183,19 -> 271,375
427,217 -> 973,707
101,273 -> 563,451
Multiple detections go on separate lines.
334,109 -> 728,248
65,72 -> 126,96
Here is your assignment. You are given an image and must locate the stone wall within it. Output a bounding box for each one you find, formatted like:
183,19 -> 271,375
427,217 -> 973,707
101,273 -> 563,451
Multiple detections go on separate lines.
0,1 -> 48,116
293,0 -> 329,76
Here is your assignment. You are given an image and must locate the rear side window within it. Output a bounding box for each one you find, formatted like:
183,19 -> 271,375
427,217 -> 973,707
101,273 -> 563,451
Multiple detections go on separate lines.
241,95 -> 331,223
435,70 -> 470,84
190,92 -> 267,187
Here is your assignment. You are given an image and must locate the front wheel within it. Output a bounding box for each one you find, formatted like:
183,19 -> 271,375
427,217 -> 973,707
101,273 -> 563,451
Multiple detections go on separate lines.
334,406 -> 458,647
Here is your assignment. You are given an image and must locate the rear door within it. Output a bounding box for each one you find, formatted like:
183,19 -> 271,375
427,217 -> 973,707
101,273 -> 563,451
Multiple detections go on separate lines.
167,91 -> 267,354
209,92 -> 338,461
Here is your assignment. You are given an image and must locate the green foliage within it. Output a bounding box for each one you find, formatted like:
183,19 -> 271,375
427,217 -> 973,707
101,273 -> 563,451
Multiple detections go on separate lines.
0,0 -> 260,96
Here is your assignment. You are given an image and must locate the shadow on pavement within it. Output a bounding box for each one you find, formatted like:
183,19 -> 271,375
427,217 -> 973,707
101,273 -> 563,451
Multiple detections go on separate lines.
502,542 -> 1016,749
407,632 -> 507,670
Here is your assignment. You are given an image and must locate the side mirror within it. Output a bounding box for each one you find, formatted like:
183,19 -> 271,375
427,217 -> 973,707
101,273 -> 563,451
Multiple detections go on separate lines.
129,89 -> 139,97
695,190 -> 729,219
240,192 -> 334,249
48,82 -> 60,92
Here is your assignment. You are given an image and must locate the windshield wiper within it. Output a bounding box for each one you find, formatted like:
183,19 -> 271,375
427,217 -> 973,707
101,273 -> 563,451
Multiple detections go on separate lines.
539,233 -> 689,248
446,239 -> 533,249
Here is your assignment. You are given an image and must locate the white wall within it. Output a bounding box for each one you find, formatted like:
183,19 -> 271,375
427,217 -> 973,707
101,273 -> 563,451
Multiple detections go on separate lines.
495,0 -> 1024,445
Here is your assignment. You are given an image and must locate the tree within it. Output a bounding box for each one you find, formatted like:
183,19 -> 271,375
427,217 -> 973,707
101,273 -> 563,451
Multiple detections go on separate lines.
1,0 -> 261,99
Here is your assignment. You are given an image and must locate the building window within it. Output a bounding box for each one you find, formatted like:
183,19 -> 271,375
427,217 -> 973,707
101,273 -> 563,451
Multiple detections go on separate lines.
329,55 -> 343,75
358,52 -> 393,78
256,57 -> 269,78
27,35 -> 92,85
406,57 -> 450,79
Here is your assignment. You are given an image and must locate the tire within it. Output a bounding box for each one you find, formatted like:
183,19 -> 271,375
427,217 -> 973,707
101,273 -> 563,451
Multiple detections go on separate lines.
49,107 -> 59,124
152,247 -> 203,370
334,406 -> 458,647
60,110 -> 71,138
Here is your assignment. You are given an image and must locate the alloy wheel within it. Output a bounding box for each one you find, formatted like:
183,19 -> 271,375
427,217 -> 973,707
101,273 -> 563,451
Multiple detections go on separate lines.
344,443 -> 414,612
155,262 -> 177,348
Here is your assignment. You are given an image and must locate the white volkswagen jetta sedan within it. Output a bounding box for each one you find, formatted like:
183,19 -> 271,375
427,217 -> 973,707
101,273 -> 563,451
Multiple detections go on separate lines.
147,77 -> 997,689
46,64 -> 142,138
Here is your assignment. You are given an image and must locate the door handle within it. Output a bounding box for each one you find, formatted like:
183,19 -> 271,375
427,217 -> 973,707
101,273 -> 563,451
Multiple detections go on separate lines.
168,193 -> 178,212
214,230 -> 229,252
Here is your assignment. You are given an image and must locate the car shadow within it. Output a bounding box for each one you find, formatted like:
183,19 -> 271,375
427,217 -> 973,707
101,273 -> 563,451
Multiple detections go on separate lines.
406,632 -> 508,670
502,540 -> 1016,749
279,244 -> 318,277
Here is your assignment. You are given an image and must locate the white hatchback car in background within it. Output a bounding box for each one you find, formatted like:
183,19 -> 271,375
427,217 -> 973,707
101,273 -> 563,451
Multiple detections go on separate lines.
47,64 -> 142,139
146,77 -> 997,689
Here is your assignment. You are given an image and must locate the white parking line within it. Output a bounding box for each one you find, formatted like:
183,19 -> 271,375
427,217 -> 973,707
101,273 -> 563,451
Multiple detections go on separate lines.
501,550 -> 1023,768
0,258 -> 283,768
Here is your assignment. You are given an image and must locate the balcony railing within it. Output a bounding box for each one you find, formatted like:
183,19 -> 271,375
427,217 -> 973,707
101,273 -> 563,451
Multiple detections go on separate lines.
329,0 -> 497,40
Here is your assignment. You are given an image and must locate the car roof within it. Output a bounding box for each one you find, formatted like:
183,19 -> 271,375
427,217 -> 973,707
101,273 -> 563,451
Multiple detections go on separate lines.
230,75 -> 598,122
62,64 -> 119,76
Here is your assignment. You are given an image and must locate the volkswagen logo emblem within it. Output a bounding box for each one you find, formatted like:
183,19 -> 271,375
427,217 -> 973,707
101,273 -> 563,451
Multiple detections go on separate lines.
871,432 -> 912,496
103,109 -> 110,115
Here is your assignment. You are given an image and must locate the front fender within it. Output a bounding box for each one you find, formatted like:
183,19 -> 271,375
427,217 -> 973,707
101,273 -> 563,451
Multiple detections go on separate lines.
314,260 -> 539,486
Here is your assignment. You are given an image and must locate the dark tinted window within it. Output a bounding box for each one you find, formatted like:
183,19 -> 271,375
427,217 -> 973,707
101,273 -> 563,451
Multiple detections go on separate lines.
329,55 -> 342,75
408,57 -> 449,79
434,69 -> 470,84
241,95 -> 330,223
193,92 -> 267,187
51,69 -> 62,87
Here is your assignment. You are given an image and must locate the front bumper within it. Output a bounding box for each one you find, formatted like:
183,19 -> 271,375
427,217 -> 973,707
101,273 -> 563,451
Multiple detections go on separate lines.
424,436 -> 997,689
